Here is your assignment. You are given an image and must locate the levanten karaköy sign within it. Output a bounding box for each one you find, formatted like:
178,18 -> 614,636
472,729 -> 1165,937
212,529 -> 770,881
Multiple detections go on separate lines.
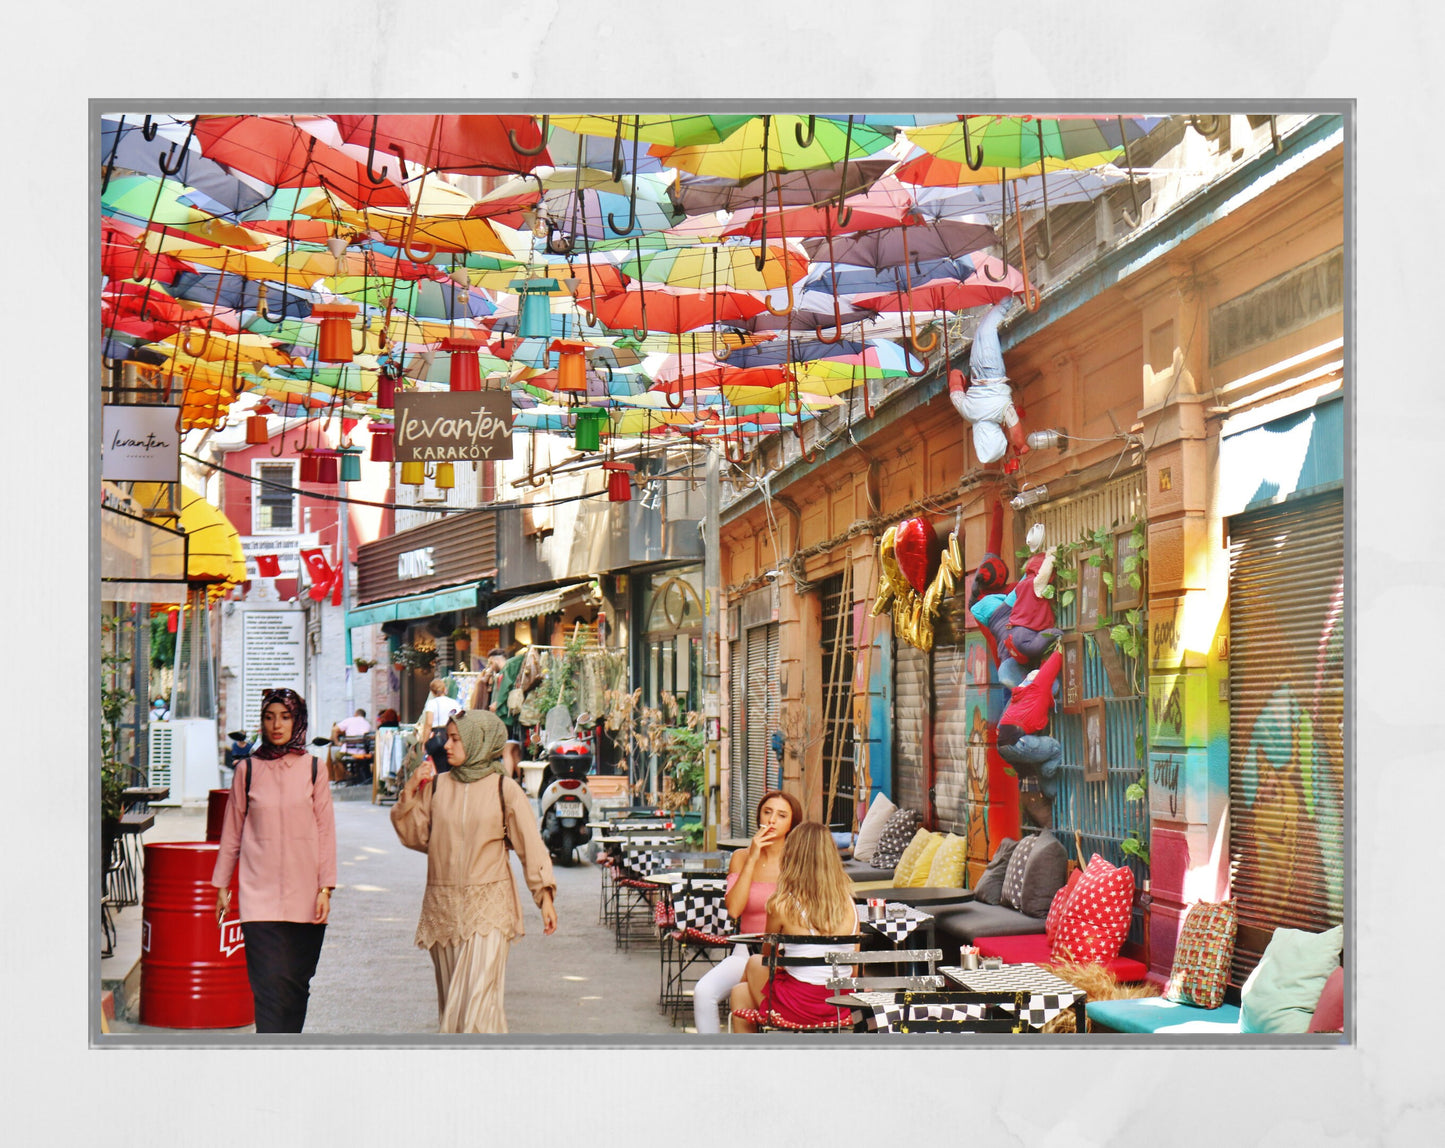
102,404 -> 182,482
393,391 -> 514,462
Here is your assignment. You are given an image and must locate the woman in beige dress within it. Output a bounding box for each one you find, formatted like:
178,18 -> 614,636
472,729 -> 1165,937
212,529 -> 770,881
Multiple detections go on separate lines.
391,709 -> 557,1033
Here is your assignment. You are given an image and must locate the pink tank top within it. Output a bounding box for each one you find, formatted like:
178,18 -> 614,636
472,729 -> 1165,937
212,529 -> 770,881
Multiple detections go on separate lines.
725,872 -> 776,934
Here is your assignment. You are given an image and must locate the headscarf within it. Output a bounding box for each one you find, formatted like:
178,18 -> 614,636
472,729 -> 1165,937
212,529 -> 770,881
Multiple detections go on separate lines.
446,709 -> 508,784
255,688 -> 308,759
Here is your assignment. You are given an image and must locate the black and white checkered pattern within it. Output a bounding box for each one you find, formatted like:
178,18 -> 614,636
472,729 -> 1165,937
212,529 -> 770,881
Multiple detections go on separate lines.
671,879 -> 732,938
623,847 -> 673,876
856,903 -> 934,945
847,993 -> 1000,1033
939,963 -> 1086,1030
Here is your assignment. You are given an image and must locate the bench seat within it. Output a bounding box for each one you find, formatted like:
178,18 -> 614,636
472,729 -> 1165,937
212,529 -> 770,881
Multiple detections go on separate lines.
973,934 -> 1149,982
1086,997 -> 1241,1034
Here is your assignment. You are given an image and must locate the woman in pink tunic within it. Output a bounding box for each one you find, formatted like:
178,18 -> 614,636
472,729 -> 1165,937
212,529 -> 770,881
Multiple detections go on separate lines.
211,689 -> 337,1033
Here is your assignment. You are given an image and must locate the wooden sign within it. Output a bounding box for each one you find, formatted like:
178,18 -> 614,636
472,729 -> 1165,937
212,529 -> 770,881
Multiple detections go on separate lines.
1112,525 -> 1144,611
1076,549 -> 1105,630
1060,634 -> 1085,713
1081,697 -> 1109,783
393,391 -> 514,462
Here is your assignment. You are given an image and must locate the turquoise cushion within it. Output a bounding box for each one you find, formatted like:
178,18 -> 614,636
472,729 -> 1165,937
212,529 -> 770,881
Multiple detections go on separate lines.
1087,997 -> 1241,1034
1239,925 -> 1343,1034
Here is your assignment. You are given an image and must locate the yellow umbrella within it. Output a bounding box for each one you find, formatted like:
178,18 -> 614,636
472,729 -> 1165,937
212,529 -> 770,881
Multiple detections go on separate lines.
158,330 -> 298,368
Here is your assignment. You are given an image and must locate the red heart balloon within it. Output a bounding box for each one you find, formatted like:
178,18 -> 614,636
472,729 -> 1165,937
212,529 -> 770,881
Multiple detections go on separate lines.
894,516 -> 941,596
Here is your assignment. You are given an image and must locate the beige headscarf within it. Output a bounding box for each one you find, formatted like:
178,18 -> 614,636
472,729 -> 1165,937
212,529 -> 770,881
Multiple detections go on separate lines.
446,709 -> 509,784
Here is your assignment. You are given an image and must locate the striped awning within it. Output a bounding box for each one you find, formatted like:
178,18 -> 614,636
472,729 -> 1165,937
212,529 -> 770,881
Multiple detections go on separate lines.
486,581 -> 594,627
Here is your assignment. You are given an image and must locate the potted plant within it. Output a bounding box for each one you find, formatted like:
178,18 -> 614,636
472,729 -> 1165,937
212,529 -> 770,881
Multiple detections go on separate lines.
100,618 -> 134,882
354,657 -> 377,674
450,626 -> 471,655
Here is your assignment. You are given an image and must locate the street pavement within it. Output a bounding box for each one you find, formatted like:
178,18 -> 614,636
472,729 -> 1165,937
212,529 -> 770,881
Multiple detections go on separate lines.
108,787 -> 683,1036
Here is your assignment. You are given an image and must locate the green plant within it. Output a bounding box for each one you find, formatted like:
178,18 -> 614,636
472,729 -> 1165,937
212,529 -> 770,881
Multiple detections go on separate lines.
450,626 -> 471,643
150,611 -> 175,670
680,822 -> 706,849
1121,726 -> 1150,864
101,617 -> 135,824
532,629 -> 588,718
397,644 -> 437,670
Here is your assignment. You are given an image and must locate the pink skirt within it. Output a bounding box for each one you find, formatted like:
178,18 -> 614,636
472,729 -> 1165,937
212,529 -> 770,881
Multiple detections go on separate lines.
760,970 -> 850,1027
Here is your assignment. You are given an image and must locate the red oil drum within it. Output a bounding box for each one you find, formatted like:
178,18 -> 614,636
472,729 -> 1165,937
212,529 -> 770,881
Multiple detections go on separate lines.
140,842 -> 254,1029
205,789 -> 231,842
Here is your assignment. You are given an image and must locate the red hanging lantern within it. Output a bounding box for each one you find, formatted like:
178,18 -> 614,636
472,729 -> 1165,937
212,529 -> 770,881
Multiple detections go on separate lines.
376,371 -> 397,409
313,449 -> 339,485
369,424 -> 395,463
550,339 -> 589,397
603,458 -> 635,503
244,401 -> 273,445
442,337 -> 484,392
311,303 -> 359,364
298,450 -> 321,484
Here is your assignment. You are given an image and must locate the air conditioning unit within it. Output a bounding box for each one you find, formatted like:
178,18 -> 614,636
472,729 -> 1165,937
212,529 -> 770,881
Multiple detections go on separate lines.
147,718 -> 221,804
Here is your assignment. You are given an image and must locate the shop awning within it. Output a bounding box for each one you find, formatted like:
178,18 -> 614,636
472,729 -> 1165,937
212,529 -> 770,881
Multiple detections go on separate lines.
486,581 -> 593,627
347,581 -> 484,630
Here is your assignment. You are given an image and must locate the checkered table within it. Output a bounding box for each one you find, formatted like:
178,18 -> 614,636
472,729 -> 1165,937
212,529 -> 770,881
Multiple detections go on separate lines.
842,991 -> 1005,1033
857,902 -> 934,945
621,840 -> 684,876
939,963 -> 1087,1030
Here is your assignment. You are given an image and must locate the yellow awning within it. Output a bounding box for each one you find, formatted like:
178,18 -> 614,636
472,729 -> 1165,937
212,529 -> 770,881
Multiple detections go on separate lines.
153,486 -> 247,592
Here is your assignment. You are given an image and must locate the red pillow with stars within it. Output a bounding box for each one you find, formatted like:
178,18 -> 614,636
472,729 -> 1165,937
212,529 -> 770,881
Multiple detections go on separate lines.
1051,854 -> 1135,965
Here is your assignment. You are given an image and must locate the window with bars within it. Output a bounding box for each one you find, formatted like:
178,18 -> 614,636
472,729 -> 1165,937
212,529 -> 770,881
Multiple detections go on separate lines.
253,461 -> 297,533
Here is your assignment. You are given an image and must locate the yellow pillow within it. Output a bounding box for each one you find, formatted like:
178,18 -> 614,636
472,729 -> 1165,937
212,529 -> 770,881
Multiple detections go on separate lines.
890,828 -> 934,888
925,833 -> 969,888
903,833 -> 945,888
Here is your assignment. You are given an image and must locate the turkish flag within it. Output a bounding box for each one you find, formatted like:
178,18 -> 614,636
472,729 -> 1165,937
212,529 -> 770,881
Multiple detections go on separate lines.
255,554 -> 282,578
300,548 -> 334,601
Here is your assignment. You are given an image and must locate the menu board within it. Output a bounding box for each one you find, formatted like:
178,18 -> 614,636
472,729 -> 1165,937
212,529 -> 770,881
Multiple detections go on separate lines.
241,610 -> 307,733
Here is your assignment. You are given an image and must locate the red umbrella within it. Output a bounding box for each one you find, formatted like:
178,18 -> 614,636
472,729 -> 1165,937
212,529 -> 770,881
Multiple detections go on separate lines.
581,284 -> 767,334
330,114 -> 552,177
102,222 -> 189,285
192,115 -> 411,209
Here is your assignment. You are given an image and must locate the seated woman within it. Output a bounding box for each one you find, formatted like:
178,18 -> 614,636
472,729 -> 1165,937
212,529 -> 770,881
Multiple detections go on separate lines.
728,822 -> 857,1031
690,790 -> 801,1033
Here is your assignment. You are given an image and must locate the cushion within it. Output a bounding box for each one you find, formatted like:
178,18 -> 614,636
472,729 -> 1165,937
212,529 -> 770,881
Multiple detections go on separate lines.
1045,869 -> 1083,942
1087,997 -> 1241,1035
976,933 -> 1149,982
843,861 -> 898,883
1164,900 -> 1238,1010
933,902 -> 1047,948
852,792 -> 896,865
1306,966 -> 1345,1034
973,838 -> 1018,905
1000,836 -> 1039,911
870,807 -> 923,870
1016,831 -> 1068,918
890,829 -> 935,888
1051,854 -> 1135,965
924,833 -> 969,889
1239,925 -> 1343,1034
902,833 -> 944,888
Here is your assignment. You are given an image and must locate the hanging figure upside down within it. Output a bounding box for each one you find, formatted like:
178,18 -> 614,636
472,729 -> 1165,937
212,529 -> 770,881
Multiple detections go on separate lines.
948,297 -> 1030,467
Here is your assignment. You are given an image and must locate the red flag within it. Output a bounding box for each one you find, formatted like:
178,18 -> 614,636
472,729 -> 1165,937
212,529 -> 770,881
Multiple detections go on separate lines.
255,554 -> 282,578
300,548 -> 334,601
331,566 -> 344,607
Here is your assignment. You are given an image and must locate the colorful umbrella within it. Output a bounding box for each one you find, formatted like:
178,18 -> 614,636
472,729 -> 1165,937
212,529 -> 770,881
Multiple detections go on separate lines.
550,114 -> 753,149
580,284 -> 768,335
329,114 -> 552,177
651,115 -> 894,180
675,159 -> 894,215
614,243 -> 809,291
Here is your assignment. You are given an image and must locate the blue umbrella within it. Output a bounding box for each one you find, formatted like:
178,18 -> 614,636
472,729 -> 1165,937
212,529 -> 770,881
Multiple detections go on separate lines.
101,115 -> 275,215
167,271 -> 320,319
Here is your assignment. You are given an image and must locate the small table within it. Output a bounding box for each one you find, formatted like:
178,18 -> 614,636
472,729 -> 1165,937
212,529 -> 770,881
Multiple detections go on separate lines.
850,886 -> 976,908
857,902 -> 935,948
940,962 -> 1087,1032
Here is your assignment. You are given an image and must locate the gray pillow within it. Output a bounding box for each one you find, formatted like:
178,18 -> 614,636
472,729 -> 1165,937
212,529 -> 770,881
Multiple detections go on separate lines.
974,838 -> 1018,906
1017,832 -> 1068,918
870,808 -> 923,871
1001,835 -> 1039,911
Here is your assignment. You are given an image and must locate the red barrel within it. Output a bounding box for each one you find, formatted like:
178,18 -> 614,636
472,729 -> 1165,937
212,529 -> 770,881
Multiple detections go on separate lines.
205,789 -> 231,842
140,842 -> 254,1029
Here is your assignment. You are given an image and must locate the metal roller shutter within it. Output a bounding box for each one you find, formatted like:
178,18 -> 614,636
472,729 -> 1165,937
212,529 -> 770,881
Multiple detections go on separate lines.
931,641 -> 972,833
892,640 -> 929,817
728,636 -> 746,834
1228,492 -> 1345,982
737,623 -> 779,836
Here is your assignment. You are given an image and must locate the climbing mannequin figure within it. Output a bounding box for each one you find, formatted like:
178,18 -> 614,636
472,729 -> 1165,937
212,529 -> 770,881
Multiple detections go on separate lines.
948,297 -> 1031,467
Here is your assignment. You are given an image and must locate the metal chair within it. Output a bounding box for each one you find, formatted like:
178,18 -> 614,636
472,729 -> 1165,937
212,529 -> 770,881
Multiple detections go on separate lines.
658,875 -> 733,1022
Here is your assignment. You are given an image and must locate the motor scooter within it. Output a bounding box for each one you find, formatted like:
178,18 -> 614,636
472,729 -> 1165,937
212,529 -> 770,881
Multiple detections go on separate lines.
537,723 -> 594,866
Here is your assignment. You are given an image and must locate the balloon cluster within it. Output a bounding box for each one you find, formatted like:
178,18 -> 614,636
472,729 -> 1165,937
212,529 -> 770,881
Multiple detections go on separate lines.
872,516 -> 965,652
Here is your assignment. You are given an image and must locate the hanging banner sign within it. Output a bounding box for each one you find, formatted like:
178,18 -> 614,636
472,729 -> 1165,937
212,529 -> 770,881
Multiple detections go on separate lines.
393,391 -> 514,462
240,609 -> 307,733
102,405 -> 182,482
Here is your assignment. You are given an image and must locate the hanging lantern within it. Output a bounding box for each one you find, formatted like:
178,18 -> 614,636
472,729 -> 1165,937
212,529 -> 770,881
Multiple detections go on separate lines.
313,449 -> 339,485
573,407 -> 608,452
551,339 -> 589,397
442,337 -> 484,392
434,462 -> 455,489
339,446 -> 363,483
298,450 -> 321,484
603,459 -> 635,503
510,277 -> 560,340
400,461 -> 425,486
244,401 -> 273,445
376,371 -> 397,409
369,424 -> 395,463
311,303 -> 359,364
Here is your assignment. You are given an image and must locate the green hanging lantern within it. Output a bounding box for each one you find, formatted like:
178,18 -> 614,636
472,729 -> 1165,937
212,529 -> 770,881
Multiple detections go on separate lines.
509,277 -> 560,340
573,407 -> 608,452
338,445 -> 364,482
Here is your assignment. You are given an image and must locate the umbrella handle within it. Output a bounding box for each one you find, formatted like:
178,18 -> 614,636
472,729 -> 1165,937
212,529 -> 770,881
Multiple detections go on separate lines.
1033,123 -> 1053,261
403,239 -> 436,264
1011,180 -> 1041,313
1117,116 -> 1143,228
155,117 -> 197,177
140,115 -> 159,142
795,115 -> 816,148
508,115 -> 550,157
909,313 -> 938,355
665,381 -> 685,410
607,117 -> 641,236
610,117 -> 626,183
353,316 -> 372,355
984,171 -> 1011,282
814,232 -> 845,344
724,435 -> 747,465
256,282 -> 288,324
903,349 -> 930,378
765,274 -> 795,318
961,115 -> 985,171
365,116 -> 390,183
180,325 -> 211,358
763,174 -> 794,316
792,418 -> 816,463
831,115 -> 857,227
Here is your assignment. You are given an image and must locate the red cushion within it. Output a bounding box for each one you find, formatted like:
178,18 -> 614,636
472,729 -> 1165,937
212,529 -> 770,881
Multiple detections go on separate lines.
1306,965 -> 1345,1033
975,934 -> 1148,982
1045,869 -> 1083,942
1051,854 -> 1135,965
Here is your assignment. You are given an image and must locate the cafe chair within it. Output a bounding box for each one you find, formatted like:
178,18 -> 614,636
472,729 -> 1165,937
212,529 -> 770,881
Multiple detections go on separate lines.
726,933 -> 869,1034
659,876 -> 733,1023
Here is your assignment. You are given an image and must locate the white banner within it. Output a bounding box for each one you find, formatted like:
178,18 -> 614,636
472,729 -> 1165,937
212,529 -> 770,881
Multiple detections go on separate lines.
240,609 -> 307,733
102,405 -> 181,482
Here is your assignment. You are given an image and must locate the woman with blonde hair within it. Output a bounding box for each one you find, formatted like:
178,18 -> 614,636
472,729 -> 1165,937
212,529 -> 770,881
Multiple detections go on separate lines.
728,822 -> 857,1031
